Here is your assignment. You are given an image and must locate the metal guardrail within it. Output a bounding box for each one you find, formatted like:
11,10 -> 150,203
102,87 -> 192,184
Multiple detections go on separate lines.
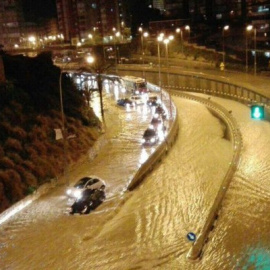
117,67 -> 270,108
171,91 -> 242,260
117,67 -> 245,260
128,112 -> 179,190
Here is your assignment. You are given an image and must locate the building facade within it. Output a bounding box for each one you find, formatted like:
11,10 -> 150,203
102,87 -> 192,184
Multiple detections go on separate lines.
56,0 -> 128,44
0,0 -> 24,49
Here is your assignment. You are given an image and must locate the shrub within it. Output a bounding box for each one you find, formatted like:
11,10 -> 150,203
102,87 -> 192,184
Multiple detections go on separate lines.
15,165 -> 37,187
0,146 -> 4,158
0,181 -> 10,212
28,126 -> 47,141
0,157 -> 15,169
32,140 -> 47,155
6,152 -> 23,164
0,169 -> 24,203
4,138 -> 23,152
10,126 -> 27,141
25,145 -> 38,157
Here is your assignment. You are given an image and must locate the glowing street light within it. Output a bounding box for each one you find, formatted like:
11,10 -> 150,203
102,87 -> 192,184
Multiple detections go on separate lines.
163,37 -> 172,118
222,25 -> 229,70
185,25 -> 190,42
246,25 -> 257,75
142,32 -> 149,65
86,55 -> 95,64
176,28 -> 183,53
157,34 -> 164,101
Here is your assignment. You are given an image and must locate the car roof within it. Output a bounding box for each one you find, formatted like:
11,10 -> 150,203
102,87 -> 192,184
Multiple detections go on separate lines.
75,176 -> 103,186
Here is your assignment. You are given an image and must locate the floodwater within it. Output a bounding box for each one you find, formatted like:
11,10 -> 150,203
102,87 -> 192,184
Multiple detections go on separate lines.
0,80 -> 270,270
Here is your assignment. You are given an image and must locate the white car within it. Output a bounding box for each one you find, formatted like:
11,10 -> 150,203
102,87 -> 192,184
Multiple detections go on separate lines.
66,176 -> 106,199
130,95 -> 144,105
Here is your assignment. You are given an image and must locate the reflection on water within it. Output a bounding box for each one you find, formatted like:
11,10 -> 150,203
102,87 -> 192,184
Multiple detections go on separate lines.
237,247 -> 270,270
1,89 -> 270,270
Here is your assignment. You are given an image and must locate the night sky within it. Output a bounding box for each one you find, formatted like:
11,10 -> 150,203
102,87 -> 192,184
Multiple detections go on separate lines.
22,0 -> 57,22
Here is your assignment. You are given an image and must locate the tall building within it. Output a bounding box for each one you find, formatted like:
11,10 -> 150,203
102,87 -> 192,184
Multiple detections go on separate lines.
153,0 -> 165,12
0,0 -> 24,49
56,0 -> 128,44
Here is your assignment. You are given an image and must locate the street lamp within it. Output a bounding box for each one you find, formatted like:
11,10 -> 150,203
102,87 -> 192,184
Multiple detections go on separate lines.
59,60 -> 72,186
142,31 -> 149,65
176,28 -> 183,53
185,25 -> 190,42
157,34 -> 164,101
246,25 -> 257,75
222,25 -> 229,70
113,31 -> 120,73
164,38 -> 172,118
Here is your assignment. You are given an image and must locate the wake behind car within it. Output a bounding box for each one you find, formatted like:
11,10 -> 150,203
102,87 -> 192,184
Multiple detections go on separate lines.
142,127 -> 159,146
117,98 -> 134,107
66,176 -> 105,199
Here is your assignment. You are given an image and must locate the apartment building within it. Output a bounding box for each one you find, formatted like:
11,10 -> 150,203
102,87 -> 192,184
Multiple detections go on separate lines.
56,0 -> 128,44
0,0 -> 24,49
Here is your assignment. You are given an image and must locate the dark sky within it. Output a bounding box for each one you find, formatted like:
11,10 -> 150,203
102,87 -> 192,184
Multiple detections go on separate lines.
22,0 -> 57,22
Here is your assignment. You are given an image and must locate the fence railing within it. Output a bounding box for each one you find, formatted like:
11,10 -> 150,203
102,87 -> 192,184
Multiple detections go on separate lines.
117,67 -> 270,110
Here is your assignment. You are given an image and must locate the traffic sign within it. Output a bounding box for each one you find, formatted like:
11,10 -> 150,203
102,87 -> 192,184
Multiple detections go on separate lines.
251,105 -> 264,120
187,232 -> 196,242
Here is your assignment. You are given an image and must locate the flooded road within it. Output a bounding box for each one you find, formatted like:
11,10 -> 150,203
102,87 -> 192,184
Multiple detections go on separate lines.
0,81 -> 270,270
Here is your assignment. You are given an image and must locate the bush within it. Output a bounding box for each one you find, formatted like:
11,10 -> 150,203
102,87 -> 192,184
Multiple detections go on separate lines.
4,138 -> 23,152
0,157 -> 15,169
6,152 -> 23,164
0,169 -> 24,203
0,181 -> 10,212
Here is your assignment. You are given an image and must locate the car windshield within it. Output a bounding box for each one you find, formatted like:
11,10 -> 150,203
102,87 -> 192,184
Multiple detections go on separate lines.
143,129 -> 156,137
74,177 -> 93,188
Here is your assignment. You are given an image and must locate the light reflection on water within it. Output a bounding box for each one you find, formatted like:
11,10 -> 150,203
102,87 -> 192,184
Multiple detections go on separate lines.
1,88 -> 270,270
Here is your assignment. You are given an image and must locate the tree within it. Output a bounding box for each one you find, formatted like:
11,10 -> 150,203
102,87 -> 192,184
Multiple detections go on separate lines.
79,55 -> 113,126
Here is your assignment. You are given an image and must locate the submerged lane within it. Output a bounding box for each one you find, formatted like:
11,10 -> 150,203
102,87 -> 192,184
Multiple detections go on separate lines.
2,85 -> 267,269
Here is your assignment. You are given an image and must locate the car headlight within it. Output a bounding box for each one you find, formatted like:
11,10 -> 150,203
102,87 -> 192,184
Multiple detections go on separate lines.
149,124 -> 154,129
141,138 -> 146,143
150,138 -> 155,143
74,190 -> 82,199
66,189 -> 72,195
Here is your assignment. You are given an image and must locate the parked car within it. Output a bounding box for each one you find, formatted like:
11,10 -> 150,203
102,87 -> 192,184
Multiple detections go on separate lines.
66,176 -> 105,199
150,116 -> 164,131
142,128 -> 159,146
154,105 -> 167,120
117,98 -> 134,107
69,185 -> 106,215
147,96 -> 160,107
131,95 -> 144,105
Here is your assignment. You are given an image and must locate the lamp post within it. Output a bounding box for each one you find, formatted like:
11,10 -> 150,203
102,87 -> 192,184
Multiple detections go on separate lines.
164,37 -> 172,118
246,25 -> 257,75
222,25 -> 229,70
142,31 -> 149,65
59,60 -> 72,186
157,34 -> 164,101
245,26 -> 250,73
176,28 -> 183,54
115,31 -> 120,66
254,27 -> 257,76
185,25 -> 190,43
